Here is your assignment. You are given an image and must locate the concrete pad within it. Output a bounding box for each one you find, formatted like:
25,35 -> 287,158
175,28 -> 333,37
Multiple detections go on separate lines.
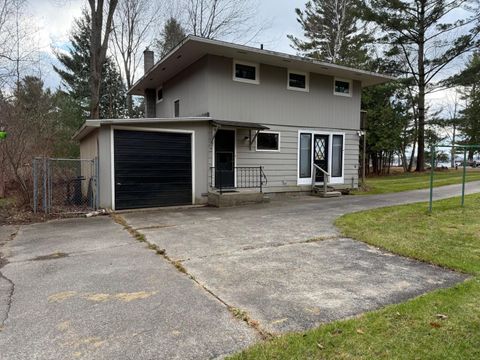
0,217 -> 257,360
184,239 -> 468,334
124,201 -> 341,261
122,181 -> 480,261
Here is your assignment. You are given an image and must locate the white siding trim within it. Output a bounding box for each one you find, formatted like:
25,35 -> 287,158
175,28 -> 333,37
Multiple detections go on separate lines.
287,70 -> 309,92
110,126 -> 196,210
233,59 -> 260,85
255,130 -> 281,152
296,130 -> 346,185
212,128 -> 237,188
333,78 -> 353,97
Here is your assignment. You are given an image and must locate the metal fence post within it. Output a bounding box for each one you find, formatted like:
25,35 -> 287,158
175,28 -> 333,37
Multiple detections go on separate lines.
42,157 -> 47,214
48,158 -> 52,213
33,158 -> 37,214
259,167 -> 263,193
95,157 -> 100,210
461,147 -> 467,207
429,145 -> 435,213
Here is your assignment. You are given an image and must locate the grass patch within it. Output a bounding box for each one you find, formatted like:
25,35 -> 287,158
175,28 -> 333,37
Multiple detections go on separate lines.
336,194 -> 480,275
229,194 -> 480,360
356,169 -> 480,195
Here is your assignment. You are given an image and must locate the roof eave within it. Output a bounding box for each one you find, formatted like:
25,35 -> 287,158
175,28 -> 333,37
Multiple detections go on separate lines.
128,35 -> 396,95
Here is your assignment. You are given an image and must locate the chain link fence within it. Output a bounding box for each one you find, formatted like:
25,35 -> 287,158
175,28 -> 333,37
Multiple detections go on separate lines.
33,158 -> 99,214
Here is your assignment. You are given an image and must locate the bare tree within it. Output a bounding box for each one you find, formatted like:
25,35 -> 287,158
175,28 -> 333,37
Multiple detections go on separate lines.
88,0 -> 119,119
185,0 -> 262,41
111,0 -> 161,116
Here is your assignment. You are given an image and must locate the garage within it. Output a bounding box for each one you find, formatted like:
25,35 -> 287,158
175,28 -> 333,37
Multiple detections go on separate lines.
113,129 -> 193,210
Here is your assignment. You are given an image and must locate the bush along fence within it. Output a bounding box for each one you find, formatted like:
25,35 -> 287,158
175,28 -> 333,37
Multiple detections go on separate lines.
33,157 -> 99,214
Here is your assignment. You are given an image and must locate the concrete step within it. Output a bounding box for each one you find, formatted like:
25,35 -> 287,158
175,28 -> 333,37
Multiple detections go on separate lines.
311,190 -> 342,198
320,191 -> 342,198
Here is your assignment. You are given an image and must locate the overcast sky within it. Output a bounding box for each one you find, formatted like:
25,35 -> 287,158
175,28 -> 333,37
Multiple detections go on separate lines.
27,0 -> 467,117
30,0 -> 305,89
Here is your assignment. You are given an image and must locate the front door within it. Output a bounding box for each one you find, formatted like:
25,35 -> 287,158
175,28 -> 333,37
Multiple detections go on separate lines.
215,129 -> 235,189
313,134 -> 329,182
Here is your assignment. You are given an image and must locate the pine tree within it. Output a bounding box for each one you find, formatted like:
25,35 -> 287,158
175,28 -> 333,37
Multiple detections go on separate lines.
288,0 -> 371,67
456,54 -> 480,159
155,17 -> 186,59
364,0 -> 479,171
54,9 -> 127,119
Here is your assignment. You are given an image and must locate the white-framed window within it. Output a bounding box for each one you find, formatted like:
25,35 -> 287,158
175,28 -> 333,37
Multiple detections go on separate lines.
233,60 -> 260,84
297,131 -> 345,185
287,70 -> 309,92
256,131 -> 280,152
333,78 -> 352,97
156,86 -> 163,103
173,99 -> 180,117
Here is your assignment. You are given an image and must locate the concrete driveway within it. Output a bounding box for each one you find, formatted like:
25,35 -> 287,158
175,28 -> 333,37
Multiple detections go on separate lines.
121,182 -> 477,334
0,218 -> 257,360
0,182 -> 477,359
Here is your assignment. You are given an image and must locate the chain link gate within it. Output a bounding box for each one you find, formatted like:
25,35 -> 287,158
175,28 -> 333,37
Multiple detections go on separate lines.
33,158 -> 99,214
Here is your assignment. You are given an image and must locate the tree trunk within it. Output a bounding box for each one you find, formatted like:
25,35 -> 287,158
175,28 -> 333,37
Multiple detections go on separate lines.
127,94 -> 133,117
88,0 -> 118,119
451,124 -> 456,168
416,1 -> 426,172
408,138 -> 417,172
90,67 -> 101,119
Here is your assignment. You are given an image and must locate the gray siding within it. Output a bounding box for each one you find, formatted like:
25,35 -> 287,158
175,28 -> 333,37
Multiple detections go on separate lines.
97,126 -> 113,208
231,125 -> 359,193
156,56 -> 209,118
206,55 -> 362,130
79,129 -> 98,160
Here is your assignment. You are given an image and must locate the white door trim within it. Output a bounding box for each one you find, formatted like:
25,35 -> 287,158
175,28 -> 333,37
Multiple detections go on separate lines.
297,130 -> 345,185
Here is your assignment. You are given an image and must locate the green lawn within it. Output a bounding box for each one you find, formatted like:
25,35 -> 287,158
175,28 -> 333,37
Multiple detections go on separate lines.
229,194 -> 480,360
356,169 -> 480,195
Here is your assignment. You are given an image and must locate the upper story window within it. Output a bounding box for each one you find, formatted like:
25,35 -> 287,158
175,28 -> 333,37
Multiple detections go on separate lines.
334,78 -> 352,97
287,70 -> 309,92
233,60 -> 260,84
174,99 -> 180,117
256,131 -> 280,152
156,87 -> 163,102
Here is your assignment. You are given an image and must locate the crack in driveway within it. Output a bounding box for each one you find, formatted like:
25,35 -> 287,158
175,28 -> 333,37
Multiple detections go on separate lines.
0,228 -> 18,330
0,269 -> 14,329
112,214 -> 272,340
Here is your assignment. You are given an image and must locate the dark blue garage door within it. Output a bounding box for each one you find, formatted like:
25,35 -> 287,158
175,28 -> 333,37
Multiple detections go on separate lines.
114,130 -> 192,210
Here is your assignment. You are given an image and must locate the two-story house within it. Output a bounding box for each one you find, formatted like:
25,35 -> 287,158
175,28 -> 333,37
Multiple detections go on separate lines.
74,36 -> 392,210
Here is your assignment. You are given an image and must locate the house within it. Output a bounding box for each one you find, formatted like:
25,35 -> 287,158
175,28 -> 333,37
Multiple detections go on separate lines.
74,35 -> 393,210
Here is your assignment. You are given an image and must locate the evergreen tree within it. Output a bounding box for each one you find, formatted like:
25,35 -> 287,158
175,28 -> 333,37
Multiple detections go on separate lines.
54,9 -> 127,119
363,0 -> 479,171
362,59 -> 412,174
455,54 -> 480,159
155,17 -> 186,59
288,0 -> 371,67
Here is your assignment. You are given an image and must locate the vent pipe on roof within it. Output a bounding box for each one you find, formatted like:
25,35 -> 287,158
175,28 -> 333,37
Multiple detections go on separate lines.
144,47 -> 154,74
260,44 -> 264,50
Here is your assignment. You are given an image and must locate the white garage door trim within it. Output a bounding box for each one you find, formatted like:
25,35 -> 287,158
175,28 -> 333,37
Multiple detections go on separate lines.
110,125 -> 196,211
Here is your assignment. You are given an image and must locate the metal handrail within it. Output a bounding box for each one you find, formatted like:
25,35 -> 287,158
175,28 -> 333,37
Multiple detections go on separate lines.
210,166 -> 267,194
312,164 -> 330,194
